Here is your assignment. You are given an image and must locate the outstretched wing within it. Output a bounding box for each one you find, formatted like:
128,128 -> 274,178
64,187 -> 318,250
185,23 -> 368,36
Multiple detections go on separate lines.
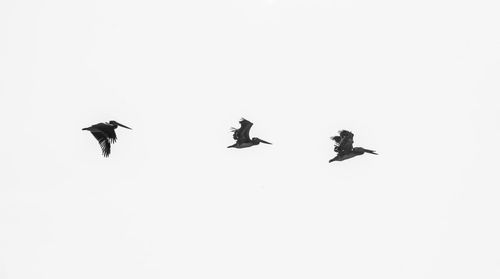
239,118 -> 253,140
231,118 -> 253,143
91,131 -> 111,157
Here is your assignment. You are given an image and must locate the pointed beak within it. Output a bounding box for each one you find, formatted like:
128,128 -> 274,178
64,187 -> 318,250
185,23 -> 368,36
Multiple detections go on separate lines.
259,139 -> 272,145
115,122 -> 132,129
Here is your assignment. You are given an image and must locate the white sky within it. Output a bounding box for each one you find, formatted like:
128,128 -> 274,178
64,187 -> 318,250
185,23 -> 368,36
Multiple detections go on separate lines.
1,0 -> 500,278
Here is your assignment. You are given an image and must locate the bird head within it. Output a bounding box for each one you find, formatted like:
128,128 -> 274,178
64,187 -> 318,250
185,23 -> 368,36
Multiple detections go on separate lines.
253,138 -> 272,145
109,120 -> 132,129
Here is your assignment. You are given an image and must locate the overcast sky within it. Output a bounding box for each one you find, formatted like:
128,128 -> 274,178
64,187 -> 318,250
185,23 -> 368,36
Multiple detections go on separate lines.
1,0 -> 500,278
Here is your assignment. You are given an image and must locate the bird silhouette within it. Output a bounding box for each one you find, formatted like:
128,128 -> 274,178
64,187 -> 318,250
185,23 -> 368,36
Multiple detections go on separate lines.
82,120 -> 131,157
329,130 -> 377,162
227,118 -> 272,148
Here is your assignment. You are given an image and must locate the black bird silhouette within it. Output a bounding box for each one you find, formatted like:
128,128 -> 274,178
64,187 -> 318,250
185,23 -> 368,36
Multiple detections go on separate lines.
227,118 -> 272,148
329,130 -> 377,162
82,120 -> 132,157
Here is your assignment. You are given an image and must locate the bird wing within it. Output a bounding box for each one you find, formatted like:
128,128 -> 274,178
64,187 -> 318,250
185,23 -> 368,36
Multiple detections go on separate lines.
231,118 -> 253,143
239,118 -> 253,140
93,122 -> 117,143
91,131 -> 111,157
339,130 -> 354,152
332,130 -> 354,154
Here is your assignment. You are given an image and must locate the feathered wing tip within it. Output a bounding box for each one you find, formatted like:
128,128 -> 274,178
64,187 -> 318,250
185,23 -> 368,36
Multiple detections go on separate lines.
98,139 -> 111,157
102,149 -> 110,157
239,118 -> 254,126
339,130 -> 353,138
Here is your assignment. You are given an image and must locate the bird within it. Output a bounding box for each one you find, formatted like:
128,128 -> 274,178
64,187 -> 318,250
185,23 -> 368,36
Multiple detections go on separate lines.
82,120 -> 132,157
329,130 -> 377,162
227,118 -> 272,148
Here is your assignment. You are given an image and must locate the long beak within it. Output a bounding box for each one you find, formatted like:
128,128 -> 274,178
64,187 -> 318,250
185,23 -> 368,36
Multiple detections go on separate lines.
363,148 -> 377,155
115,122 -> 132,129
260,139 -> 272,145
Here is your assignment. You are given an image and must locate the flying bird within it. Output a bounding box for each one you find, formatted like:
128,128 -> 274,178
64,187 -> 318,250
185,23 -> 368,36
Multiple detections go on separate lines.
82,120 -> 132,157
228,118 -> 272,148
329,130 -> 377,162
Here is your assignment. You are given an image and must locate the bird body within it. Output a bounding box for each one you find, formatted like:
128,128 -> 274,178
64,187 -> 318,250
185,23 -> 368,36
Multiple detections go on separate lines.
82,120 -> 131,157
329,130 -> 377,162
228,118 -> 271,148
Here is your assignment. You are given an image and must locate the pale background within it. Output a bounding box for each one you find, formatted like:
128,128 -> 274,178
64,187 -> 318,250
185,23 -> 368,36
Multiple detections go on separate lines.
1,0 -> 500,278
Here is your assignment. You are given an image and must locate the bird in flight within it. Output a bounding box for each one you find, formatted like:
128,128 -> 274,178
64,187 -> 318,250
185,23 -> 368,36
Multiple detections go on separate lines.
82,120 -> 132,157
329,130 -> 377,162
228,118 -> 272,148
